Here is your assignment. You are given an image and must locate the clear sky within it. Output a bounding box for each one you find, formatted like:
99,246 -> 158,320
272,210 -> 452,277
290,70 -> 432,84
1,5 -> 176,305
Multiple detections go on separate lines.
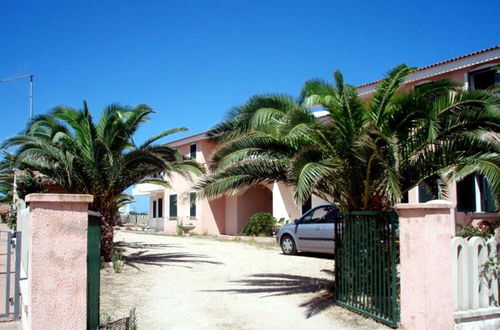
1,0 -> 499,211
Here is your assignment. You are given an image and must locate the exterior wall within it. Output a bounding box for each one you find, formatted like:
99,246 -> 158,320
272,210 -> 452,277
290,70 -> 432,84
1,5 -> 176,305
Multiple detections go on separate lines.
147,138 -> 229,235
272,182 -> 302,221
235,185 -> 273,233
138,49 -> 499,236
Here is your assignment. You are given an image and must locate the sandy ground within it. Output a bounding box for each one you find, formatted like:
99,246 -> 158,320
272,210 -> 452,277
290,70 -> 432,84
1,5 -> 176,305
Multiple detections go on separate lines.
101,231 -> 390,330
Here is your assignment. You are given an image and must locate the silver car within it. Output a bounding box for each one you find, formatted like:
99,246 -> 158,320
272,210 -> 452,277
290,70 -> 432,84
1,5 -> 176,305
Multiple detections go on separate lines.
276,204 -> 337,255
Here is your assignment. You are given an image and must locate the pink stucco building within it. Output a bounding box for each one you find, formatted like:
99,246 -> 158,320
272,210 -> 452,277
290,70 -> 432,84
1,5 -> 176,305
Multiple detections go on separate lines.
133,46 -> 500,235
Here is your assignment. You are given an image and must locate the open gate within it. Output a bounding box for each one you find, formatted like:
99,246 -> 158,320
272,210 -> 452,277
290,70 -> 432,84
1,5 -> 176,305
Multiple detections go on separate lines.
334,211 -> 399,328
0,230 -> 21,320
87,211 -> 101,330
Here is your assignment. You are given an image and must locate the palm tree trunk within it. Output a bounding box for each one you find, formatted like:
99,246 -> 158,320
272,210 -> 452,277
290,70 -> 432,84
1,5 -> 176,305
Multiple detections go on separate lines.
100,212 -> 115,262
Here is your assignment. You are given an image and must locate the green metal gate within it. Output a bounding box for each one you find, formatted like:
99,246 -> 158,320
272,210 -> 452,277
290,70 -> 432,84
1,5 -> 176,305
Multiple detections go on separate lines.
334,211 -> 399,328
87,211 -> 101,330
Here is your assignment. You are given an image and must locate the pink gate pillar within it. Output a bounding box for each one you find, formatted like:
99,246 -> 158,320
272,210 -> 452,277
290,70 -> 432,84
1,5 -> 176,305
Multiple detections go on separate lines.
394,200 -> 455,330
25,193 -> 93,330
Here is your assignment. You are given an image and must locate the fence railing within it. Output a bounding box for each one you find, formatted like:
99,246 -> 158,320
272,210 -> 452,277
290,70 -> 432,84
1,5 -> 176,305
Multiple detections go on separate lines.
334,211 -> 400,328
451,236 -> 500,320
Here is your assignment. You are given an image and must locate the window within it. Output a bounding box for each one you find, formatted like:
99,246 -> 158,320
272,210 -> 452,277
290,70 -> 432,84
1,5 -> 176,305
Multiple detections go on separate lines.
169,194 -> 177,218
401,191 -> 409,203
153,200 -> 157,218
190,144 -> 197,160
469,67 -> 500,91
158,198 -> 163,218
189,192 -> 196,219
418,185 -> 433,203
457,174 -> 476,212
456,67 -> 500,213
302,206 -> 335,224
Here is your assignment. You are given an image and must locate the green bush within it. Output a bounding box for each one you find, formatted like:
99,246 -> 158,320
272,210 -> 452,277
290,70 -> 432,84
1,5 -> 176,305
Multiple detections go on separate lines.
456,220 -> 496,239
242,213 -> 276,236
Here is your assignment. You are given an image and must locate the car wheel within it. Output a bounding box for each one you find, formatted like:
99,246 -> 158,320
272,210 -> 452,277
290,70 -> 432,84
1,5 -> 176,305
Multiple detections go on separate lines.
281,235 -> 297,255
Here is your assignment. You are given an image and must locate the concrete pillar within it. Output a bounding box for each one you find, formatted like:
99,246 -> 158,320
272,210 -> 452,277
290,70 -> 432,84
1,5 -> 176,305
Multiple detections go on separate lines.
394,200 -> 455,330
25,193 -> 93,330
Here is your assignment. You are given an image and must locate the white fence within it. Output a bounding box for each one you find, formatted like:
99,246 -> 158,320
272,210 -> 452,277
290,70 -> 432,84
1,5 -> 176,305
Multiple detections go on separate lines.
119,214 -> 149,226
451,236 -> 500,323
16,200 -> 30,277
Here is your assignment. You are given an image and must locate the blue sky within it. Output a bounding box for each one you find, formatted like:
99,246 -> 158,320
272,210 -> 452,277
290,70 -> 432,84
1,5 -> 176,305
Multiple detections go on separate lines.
1,0 -> 498,211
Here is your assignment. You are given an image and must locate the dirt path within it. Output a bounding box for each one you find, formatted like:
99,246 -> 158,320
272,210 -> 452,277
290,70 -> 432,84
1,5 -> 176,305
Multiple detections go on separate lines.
101,231 -> 389,330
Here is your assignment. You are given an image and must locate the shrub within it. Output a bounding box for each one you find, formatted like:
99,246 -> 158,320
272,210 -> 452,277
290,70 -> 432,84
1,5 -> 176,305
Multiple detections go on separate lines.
456,220 -> 496,239
176,220 -> 185,236
242,213 -> 276,236
111,249 -> 124,273
7,208 -> 17,230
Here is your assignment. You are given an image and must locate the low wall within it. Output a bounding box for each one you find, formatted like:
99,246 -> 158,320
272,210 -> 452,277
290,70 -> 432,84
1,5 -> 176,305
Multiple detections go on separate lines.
452,236 -> 500,329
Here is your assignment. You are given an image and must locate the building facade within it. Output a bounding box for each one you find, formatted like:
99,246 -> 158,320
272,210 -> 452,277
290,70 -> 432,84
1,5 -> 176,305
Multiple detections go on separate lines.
133,46 -> 500,235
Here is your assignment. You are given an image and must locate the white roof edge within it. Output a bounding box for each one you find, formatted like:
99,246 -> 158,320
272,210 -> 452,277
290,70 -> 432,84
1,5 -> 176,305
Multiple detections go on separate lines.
357,48 -> 500,96
166,131 -> 210,147
313,110 -> 329,118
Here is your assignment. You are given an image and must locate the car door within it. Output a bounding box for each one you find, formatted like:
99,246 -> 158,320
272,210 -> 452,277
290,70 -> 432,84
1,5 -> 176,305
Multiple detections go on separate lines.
295,206 -> 330,252
320,208 -> 337,253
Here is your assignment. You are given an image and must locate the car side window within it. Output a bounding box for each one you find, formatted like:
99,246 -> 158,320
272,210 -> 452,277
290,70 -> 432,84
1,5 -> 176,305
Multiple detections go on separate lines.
301,210 -> 314,223
302,206 -> 329,224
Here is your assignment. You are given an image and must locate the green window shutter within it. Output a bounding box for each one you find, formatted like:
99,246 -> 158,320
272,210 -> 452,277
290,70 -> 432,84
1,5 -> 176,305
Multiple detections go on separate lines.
457,174 -> 476,212
158,198 -> 163,218
153,200 -> 157,218
190,144 -> 197,160
483,177 -> 498,212
189,193 -> 196,218
169,194 -> 177,218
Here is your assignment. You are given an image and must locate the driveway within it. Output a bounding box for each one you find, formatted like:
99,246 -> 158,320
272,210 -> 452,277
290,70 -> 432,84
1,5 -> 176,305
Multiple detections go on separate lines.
101,231 -> 389,330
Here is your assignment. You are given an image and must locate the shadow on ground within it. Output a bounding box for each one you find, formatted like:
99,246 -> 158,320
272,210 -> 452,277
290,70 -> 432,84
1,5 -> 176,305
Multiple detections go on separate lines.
289,252 -> 335,260
114,240 -> 224,270
115,241 -> 182,250
204,270 -> 335,318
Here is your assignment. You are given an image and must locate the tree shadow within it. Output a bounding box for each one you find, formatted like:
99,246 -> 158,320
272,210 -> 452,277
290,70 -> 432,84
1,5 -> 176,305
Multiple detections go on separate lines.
115,241 -> 182,250
123,250 -> 224,270
204,270 -> 335,318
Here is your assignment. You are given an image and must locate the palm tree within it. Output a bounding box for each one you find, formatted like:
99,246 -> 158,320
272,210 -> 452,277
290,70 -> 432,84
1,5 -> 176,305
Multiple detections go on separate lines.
0,153 -> 15,203
196,65 -> 500,211
3,102 -> 204,260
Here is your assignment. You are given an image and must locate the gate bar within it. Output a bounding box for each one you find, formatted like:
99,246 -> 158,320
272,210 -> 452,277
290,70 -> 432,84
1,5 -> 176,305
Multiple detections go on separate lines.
5,232 -> 12,317
14,232 -> 22,319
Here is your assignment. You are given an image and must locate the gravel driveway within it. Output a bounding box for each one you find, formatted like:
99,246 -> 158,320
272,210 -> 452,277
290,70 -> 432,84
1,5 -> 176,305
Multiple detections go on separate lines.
101,231 -> 389,330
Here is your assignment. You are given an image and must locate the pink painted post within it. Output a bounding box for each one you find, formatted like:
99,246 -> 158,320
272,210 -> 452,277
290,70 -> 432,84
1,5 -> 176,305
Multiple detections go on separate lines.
24,193 -> 93,330
394,200 -> 455,330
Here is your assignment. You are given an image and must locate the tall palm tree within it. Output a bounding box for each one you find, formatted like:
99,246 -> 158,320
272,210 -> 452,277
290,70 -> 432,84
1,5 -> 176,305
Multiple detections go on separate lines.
3,102 -> 204,260
197,65 -> 500,211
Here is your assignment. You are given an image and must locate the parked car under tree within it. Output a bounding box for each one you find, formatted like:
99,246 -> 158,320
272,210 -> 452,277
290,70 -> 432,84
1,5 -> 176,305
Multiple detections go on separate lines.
276,204 -> 337,255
